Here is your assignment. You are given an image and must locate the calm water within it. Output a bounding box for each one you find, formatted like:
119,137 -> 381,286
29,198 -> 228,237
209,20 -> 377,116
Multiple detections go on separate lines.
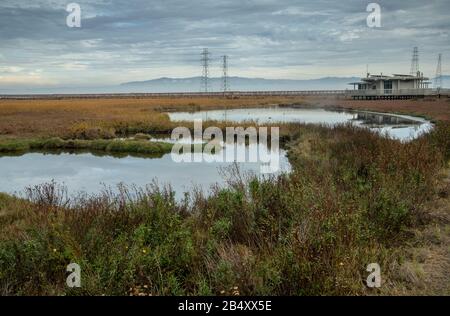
168,107 -> 432,141
0,107 -> 432,198
0,145 -> 291,198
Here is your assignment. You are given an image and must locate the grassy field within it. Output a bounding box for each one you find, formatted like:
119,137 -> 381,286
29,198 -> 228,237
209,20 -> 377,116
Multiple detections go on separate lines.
0,96 -> 307,139
0,96 -> 449,295
0,96 -> 308,155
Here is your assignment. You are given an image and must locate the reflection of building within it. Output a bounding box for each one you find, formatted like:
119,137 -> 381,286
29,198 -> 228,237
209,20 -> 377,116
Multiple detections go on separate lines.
354,112 -> 419,126
349,72 -> 432,100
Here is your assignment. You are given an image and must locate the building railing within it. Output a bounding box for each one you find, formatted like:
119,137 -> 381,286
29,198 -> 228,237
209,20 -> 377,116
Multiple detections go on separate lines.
348,88 -> 436,96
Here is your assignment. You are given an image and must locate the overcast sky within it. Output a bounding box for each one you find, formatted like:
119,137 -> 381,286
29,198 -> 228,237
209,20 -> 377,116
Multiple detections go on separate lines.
0,0 -> 449,88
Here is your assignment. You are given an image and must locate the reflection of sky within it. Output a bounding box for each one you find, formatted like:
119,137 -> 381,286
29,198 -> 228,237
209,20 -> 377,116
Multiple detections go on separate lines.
169,108 -> 357,125
0,143 -> 291,199
168,107 -> 432,141
367,124 -> 433,141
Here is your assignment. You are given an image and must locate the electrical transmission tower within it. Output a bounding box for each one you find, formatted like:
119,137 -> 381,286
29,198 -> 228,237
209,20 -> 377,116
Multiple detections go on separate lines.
201,48 -> 211,93
410,46 -> 419,76
434,53 -> 442,89
222,55 -> 229,93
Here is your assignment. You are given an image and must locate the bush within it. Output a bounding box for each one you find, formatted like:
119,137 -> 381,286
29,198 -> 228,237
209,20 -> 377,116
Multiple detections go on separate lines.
0,122 -> 448,295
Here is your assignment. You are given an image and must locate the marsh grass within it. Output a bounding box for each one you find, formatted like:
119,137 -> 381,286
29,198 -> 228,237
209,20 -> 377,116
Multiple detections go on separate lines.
0,122 -> 448,296
0,97 -> 306,138
0,138 -> 173,155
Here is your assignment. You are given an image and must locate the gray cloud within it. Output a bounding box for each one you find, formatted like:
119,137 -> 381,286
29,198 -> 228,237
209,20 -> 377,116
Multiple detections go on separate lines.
0,0 -> 449,88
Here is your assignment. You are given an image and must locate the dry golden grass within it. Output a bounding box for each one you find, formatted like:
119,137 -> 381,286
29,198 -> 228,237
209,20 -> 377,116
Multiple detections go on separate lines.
0,96 -> 306,138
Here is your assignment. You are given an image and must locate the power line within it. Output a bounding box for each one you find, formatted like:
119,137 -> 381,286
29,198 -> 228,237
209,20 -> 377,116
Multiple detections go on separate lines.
201,48 -> 211,93
434,53 -> 442,89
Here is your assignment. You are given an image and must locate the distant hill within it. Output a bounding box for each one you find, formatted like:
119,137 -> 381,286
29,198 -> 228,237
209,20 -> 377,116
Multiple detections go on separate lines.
2,75 -> 447,95
431,75 -> 450,88
120,76 -> 361,92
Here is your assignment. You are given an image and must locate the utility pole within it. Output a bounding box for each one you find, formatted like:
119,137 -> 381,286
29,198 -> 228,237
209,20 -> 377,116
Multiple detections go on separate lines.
222,55 -> 229,94
201,48 -> 211,93
410,46 -> 419,76
434,53 -> 442,90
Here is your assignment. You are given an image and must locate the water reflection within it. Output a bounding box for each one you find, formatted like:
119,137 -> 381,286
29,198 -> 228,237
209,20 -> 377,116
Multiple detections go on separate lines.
0,143 -> 291,199
353,112 -> 420,126
168,107 -> 432,141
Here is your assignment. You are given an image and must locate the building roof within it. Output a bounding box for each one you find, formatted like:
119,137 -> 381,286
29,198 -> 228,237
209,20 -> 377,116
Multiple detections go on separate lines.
362,74 -> 429,81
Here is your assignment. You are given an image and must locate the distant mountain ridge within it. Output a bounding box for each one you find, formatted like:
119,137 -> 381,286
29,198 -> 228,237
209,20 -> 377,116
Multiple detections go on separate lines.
121,76 -> 362,92
1,75 -> 447,95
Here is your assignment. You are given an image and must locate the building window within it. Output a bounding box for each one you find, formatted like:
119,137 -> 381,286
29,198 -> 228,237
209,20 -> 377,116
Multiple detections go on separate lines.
383,80 -> 392,94
384,81 -> 392,90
